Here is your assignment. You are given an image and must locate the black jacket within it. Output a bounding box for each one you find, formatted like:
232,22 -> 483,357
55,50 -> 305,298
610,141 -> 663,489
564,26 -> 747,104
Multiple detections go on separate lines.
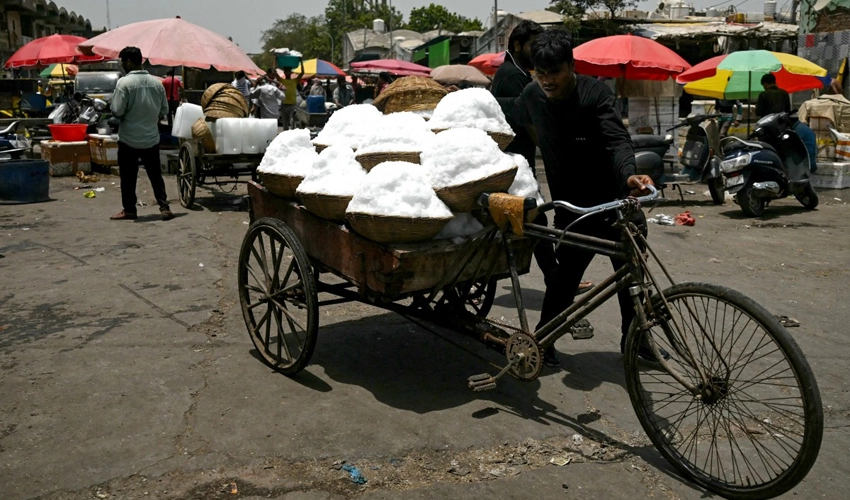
491,55 -> 536,169
513,76 -> 635,208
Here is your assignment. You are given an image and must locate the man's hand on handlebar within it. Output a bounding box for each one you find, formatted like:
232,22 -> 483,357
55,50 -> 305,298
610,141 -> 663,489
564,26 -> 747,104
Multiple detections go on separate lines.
627,175 -> 655,197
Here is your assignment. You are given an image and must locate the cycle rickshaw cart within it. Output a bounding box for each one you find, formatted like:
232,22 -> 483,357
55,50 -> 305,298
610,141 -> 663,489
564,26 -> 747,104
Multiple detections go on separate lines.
239,181 -> 823,500
176,139 -> 264,209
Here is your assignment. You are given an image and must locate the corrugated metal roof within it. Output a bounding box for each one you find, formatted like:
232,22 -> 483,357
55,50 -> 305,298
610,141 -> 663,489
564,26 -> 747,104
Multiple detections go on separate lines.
633,20 -> 798,40
516,10 -> 564,25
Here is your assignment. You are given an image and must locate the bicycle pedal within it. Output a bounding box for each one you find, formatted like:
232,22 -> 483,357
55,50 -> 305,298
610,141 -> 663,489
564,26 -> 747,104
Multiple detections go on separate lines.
468,373 -> 497,391
570,318 -> 595,340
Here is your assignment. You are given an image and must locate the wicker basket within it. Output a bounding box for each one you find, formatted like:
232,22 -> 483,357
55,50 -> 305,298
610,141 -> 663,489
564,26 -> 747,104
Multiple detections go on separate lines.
191,118 -> 216,152
346,212 -> 451,243
489,131 -> 515,151
435,166 -> 518,212
433,128 -> 514,151
201,83 -> 249,119
355,151 -> 421,171
373,76 -> 447,114
313,143 -> 329,153
261,172 -> 304,200
299,193 -> 352,222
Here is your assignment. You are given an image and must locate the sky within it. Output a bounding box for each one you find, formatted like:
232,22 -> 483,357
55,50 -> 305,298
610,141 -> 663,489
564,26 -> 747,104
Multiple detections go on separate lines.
58,0 -> 774,54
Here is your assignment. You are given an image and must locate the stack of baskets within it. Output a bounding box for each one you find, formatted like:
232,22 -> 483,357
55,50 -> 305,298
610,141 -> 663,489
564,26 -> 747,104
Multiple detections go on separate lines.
201,83 -> 249,119
372,76 -> 447,114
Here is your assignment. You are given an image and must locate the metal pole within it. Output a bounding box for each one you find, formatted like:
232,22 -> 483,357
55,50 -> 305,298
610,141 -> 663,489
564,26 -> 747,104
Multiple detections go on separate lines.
494,0 -> 498,52
388,0 -> 393,58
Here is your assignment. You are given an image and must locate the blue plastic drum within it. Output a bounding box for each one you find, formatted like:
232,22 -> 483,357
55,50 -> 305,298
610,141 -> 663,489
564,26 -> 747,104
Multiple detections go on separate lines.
306,95 -> 326,114
0,160 -> 50,204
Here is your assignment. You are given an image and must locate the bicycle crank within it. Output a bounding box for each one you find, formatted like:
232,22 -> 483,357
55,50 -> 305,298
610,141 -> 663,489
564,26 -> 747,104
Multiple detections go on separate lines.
467,333 -> 543,392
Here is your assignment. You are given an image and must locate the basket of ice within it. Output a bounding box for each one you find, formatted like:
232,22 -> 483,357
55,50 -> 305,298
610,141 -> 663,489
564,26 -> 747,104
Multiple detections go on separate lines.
312,104 -> 383,152
345,161 -> 453,243
257,129 -> 318,199
354,112 -> 436,171
296,145 -> 367,222
422,128 -> 517,213
372,76 -> 447,114
428,88 -> 515,151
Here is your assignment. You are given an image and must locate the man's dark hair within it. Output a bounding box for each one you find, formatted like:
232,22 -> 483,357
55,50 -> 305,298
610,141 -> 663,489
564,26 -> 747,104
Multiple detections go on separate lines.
235,70 -> 246,79
761,73 -> 776,86
118,46 -> 143,65
530,29 -> 574,71
507,20 -> 545,55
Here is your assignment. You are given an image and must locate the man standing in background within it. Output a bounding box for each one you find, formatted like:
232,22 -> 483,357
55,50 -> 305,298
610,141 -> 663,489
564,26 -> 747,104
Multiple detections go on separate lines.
161,69 -> 183,128
111,46 -> 174,221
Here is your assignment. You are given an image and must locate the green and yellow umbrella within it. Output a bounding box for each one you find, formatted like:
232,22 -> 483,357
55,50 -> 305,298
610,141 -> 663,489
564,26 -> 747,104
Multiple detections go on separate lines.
676,50 -> 829,100
39,63 -> 78,78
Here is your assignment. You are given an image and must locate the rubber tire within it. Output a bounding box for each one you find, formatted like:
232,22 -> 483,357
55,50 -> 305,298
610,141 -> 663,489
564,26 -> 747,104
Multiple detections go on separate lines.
623,282 -> 823,500
737,183 -> 765,217
708,176 -> 725,205
238,217 -> 318,375
795,184 -> 819,210
177,143 -> 196,209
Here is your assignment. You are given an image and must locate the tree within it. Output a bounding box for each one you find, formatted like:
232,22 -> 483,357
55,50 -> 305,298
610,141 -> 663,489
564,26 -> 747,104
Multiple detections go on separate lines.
254,14 -> 332,69
407,4 -> 484,33
549,0 -> 636,35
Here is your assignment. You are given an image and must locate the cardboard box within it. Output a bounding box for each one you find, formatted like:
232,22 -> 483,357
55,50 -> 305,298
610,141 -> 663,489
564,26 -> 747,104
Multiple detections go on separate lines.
40,140 -> 91,176
88,134 -> 118,166
811,161 -> 850,189
816,131 -> 836,161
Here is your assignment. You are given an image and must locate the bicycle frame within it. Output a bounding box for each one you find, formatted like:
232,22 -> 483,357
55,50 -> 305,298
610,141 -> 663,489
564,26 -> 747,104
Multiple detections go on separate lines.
498,191 -> 710,397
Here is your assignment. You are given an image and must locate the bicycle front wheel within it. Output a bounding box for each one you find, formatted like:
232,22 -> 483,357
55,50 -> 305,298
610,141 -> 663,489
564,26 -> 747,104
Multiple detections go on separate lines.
624,283 -> 822,499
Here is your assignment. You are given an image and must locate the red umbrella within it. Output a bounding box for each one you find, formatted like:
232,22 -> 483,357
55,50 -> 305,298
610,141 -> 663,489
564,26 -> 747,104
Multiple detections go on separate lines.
349,59 -> 432,77
4,34 -> 106,68
78,16 -> 261,73
468,52 -> 505,76
573,35 -> 691,80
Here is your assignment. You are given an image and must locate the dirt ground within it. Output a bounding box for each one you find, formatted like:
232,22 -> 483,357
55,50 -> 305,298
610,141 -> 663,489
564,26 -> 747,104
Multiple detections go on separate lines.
1,171 -> 848,500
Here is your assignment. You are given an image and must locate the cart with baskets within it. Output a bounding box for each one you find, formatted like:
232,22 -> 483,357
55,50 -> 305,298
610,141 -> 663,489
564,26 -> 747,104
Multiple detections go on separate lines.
239,180 -> 823,500
176,139 -> 264,209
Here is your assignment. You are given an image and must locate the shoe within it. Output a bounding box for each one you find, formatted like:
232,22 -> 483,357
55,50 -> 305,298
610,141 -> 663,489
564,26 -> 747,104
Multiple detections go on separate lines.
575,280 -> 594,295
110,210 -> 137,220
543,345 -> 561,368
160,210 -> 175,221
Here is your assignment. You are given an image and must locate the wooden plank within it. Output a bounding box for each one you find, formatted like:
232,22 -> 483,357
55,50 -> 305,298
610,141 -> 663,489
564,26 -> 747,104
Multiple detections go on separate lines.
247,181 -> 533,300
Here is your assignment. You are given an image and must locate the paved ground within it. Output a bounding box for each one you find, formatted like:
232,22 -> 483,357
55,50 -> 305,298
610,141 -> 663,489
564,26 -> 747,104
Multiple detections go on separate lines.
1,170 -> 848,500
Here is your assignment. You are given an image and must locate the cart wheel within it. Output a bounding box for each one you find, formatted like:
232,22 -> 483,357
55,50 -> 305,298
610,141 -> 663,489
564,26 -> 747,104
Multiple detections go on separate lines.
177,143 -> 197,209
238,217 -> 318,375
456,278 -> 497,317
506,332 -> 542,381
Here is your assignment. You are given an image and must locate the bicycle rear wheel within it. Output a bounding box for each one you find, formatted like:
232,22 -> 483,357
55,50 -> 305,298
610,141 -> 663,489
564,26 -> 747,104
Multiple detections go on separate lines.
624,283 -> 822,499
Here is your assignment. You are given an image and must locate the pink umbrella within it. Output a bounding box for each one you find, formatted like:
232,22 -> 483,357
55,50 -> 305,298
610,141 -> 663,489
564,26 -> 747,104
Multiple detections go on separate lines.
78,16 -> 261,73
349,59 -> 432,77
4,34 -> 106,68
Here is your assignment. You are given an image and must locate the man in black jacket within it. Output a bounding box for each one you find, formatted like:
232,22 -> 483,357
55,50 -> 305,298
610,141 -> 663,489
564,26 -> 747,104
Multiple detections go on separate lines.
512,30 -> 655,366
491,21 -> 593,295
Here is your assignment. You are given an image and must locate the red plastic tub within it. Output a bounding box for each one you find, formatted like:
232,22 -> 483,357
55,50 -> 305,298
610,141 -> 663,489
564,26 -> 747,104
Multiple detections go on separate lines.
48,124 -> 89,142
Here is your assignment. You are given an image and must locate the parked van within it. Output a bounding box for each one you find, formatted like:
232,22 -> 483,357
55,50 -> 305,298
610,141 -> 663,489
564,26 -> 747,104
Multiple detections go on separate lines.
74,71 -> 123,103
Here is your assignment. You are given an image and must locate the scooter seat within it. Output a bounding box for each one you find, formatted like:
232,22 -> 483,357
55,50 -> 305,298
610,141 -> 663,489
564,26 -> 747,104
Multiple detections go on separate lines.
631,134 -> 673,149
723,138 -> 777,155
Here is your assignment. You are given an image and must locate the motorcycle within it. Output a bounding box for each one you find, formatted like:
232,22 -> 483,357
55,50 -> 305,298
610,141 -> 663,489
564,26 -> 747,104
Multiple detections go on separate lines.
633,133 -> 674,185
48,92 -> 109,132
718,111 -> 818,217
669,113 -> 726,204
0,121 -> 31,160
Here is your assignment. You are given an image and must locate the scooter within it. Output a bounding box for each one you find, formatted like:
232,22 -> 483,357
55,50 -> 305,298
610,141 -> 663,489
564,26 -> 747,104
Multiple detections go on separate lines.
48,92 -> 109,131
668,113 -> 726,204
718,111 -> 818,217
633,133 -> 674,184
0,121 -> 31,160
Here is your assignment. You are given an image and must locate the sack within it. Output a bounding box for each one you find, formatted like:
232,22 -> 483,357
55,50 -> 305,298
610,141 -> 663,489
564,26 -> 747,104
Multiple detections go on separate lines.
830,127 -> 850,160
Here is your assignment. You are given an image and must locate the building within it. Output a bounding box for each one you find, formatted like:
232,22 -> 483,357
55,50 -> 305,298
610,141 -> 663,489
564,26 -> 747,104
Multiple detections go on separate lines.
1,0 -> 96,71
474,10 -> 564,56
797,0 -> 850,85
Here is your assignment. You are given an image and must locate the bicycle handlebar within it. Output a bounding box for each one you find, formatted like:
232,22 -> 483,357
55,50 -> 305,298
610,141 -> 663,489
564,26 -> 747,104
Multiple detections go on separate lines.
537,185 -> 659,216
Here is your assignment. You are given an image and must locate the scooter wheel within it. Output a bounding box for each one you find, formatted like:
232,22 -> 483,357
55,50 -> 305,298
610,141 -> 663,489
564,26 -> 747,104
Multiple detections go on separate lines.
795,184 -> 819,210
708,177 -> 725,205
737,183 -> 766,217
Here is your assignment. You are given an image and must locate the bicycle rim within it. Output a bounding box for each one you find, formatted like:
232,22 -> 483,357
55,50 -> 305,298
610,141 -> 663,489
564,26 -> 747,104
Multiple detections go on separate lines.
624,283 -> 822,499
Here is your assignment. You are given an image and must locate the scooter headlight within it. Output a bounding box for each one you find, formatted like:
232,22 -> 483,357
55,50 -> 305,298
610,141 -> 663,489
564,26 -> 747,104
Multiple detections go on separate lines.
720,152 -> 754,173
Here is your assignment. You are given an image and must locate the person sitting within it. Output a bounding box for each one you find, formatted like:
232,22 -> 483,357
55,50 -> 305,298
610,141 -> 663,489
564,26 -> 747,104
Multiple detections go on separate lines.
309,79 -> 325,97
756,74 -> 791,118
332,75 -> 354,107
